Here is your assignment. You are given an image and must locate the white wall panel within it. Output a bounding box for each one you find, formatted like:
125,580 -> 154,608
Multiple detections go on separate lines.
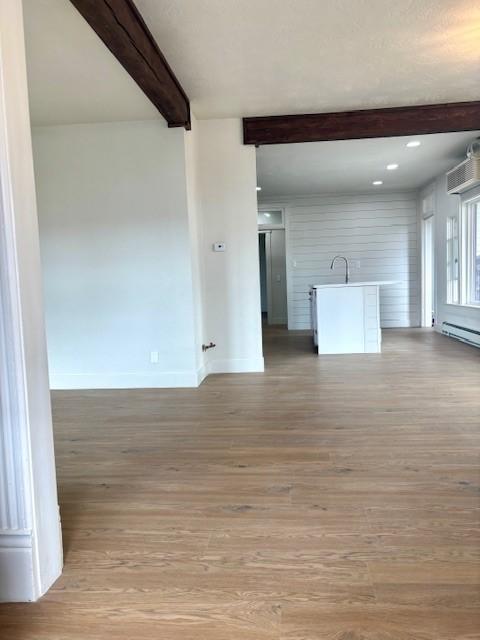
195,119 -> 264,374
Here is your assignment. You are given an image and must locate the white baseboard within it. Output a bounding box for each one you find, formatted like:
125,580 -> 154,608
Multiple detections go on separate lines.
0,533 -> 35,602
49,370 -> 200,390
49,359 -> 265,390
290,321 -> 418,331
206,357 -> 265,374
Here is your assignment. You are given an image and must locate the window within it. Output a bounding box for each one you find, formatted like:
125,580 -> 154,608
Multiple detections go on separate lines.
476,205 -> 480,303
462,197 -> 480,306
258,210 -> 283,227
446,215 -> 459,304
446,195 -> 480,307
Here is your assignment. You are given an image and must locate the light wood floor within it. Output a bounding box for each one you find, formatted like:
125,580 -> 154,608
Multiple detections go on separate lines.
1,328 -> 479,639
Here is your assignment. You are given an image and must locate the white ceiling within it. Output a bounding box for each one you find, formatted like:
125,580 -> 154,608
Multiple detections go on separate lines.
256,131 -> 480,197
24,0 -> 480,125
137,0 -> 480,119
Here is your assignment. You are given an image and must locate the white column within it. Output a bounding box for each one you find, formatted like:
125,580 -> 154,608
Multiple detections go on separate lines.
0,0 -> 62,601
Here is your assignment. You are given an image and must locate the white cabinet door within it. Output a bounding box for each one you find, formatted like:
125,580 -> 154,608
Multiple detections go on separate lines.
317,286 -> 365,354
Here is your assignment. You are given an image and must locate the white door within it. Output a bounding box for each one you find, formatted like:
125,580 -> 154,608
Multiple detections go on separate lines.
269,229 -> 287,324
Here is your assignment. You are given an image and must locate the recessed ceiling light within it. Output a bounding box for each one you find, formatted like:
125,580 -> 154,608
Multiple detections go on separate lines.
387,163 -> 399,170
256,186 -> 262,191
264,213 -> 271,217
406,140 -> 421,148
372,180 -> 383,186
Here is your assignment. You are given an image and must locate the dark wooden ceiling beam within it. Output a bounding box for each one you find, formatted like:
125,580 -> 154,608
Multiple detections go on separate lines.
70,0 -> 190,129
243,101 -> 480,146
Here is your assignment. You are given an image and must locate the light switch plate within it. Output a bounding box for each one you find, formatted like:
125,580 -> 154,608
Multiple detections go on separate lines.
213,242 -> 226,252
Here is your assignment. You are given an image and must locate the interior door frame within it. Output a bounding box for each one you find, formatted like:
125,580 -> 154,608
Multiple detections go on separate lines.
421,214 -> 435,327
258,206 -> 287,326
258,229 -> 273,324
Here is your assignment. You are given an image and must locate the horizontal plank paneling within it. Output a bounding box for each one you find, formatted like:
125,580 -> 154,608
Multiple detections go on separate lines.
264,192 -> 419,330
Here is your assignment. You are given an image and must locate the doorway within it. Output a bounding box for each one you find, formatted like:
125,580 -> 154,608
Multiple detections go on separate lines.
422,215 -> 435,327
258,229 -> 287,325
258,233 -> 268,321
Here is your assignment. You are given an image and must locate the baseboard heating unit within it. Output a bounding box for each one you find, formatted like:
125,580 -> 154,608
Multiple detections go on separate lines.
442,322 -> 480,348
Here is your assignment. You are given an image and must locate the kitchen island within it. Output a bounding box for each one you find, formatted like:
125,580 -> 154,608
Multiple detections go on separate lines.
310,281 -> 395,354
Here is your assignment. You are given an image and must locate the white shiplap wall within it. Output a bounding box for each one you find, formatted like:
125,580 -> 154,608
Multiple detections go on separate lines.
261,192 -> 419,330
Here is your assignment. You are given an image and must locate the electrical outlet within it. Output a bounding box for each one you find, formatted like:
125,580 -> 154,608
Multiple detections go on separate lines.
150,351 -> 159,364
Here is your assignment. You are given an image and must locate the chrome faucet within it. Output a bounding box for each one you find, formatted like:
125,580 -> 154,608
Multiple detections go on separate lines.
330,255 -> 350,283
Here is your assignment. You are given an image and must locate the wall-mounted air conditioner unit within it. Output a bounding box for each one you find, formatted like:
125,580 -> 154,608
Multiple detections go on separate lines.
446,156 -> 480,194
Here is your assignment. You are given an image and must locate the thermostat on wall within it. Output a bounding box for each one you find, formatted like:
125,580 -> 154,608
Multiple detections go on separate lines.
213,242 -> 226,252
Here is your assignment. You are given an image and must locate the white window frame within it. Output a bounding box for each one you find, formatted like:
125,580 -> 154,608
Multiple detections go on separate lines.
421,215 -> 434,327
446,214 -> 460,305
257,207 -> 285,230
460,194 -> 480,307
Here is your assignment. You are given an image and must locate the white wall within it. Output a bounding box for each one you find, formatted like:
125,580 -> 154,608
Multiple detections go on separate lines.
33,120 -> 200,388
32,116 -> 263,388
184,115 -> 206,379
420,177 -> 480,333
261,192 -> 419,330
195,119 -> 264,373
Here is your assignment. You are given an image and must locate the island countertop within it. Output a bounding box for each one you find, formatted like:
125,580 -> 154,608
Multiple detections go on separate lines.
310,281 -> 396,289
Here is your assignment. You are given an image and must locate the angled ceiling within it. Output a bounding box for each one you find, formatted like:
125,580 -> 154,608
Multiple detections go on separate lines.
24,0 -> 480,126
256,131 -> 480,197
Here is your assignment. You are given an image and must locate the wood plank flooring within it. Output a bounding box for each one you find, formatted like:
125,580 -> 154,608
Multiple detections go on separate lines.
1,328 -> 479,639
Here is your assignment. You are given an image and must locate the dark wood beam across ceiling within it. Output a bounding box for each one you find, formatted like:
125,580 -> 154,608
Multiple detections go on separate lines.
69,0 -> 190,129
243,101 -> 480,146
